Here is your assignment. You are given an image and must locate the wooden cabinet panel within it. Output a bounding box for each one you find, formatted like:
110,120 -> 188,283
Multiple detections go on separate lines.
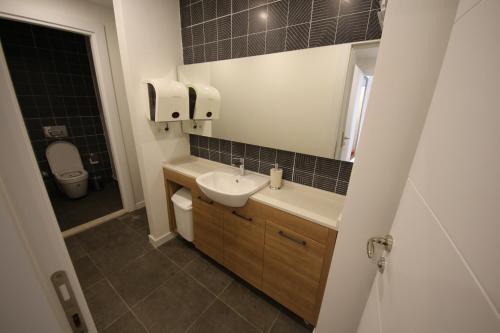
270,208 -> 330,245
223,208 -> 265,288
263,221 -> 326,324
192,190 -> 223,264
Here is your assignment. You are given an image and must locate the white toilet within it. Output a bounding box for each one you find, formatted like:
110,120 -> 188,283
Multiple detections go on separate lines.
46,141 -> 89,199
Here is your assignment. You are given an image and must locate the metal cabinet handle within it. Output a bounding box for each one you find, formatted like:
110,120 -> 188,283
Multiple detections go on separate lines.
367,235 -> 393,259
278,230 -> 306,246
232,210 -> 253,222
197,196 -> 213,205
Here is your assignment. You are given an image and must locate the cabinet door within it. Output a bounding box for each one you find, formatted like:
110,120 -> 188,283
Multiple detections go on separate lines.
223,201 -> 266,288
263,221 -> 325,324
192,190 -> 223,264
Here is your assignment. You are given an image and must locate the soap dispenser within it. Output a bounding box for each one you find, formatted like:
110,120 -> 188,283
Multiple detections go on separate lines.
270,163 -> 283,190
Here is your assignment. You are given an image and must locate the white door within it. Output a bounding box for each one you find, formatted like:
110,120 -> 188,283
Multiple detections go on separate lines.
357,0 -> 500,332
0,43 -> 96,332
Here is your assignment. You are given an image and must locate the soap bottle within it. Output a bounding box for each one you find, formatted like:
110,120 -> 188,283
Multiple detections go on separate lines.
270,163 -> 283,190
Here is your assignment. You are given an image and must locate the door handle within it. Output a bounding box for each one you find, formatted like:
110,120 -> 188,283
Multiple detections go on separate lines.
366,235 -> 393,259
232,210 -> 253,222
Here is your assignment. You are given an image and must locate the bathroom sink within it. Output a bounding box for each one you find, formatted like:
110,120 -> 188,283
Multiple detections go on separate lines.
196,170 -> 269,207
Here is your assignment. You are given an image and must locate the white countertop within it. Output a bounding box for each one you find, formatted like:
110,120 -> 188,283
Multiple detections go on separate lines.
164,156 -> 345,230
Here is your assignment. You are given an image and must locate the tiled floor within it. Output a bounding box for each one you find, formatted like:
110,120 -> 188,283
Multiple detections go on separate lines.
51,180 -> 123,231
65,209 -> 313,333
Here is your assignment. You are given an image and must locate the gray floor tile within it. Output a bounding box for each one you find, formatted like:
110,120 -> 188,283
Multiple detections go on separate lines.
107,251 -> 178,306
220,279 -> 281,332
158,236 -> 199,268
184,255 -> 233,295
102,311 -> 147,333
84,280 -> 128,331
77,219 -> 139,253
89,234 -> 153,275
187,300 -> 259,333
65,236 -> 87,261
72,255 -> 103,290
133,270 -> 215,333
269,309 -> 313,333
121,208 -> 150,236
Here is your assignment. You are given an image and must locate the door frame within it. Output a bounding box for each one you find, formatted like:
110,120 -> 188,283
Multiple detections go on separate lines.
0,9 -> 135,215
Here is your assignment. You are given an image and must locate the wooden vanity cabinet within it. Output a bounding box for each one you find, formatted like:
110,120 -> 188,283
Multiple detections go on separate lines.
163,168 -> 337,325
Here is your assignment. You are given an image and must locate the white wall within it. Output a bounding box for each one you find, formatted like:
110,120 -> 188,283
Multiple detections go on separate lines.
0,0 -> 144,206
357,0 -> 500,331
315,0 -> 459,332
113,0 -> 190,244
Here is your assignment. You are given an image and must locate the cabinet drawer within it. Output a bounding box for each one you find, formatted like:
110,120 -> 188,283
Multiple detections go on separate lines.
269,209 -> 329,245
263,221 -> 325,323
193,192 -> 223,264
223,208 -> 265,288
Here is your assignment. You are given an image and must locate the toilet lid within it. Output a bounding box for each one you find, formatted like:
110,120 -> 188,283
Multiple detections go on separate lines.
46,141 -> 84,175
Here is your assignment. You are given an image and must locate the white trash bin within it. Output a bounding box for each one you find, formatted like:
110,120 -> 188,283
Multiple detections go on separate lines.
171,187 -> 193,242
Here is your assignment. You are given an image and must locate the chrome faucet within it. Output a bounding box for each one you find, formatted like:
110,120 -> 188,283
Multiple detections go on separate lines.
233,158 -> 245,176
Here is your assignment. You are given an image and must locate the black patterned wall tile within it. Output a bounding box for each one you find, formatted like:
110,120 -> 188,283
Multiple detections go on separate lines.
282,167 -> 293,181
313,174 -> 337,192
340,0 -> 371,15
199,148 -> 210,159
218,0 -> 232,16
232,36 -> 248,58
181,6 -> 191,27
232,0 -> 249,12
182,27 -> 193,47
205,42 -> 218,61
204,0 -> 217,20
190,145 -> 200,156
338,161 -> 353,181
286,23 -> 309,51
232,141 -> 245,157
293,170 -> 313,186
191,2 -> 204,25
335,180 -> 349,195
192,25 -> 204,45
182,47 -> 194,65
267,0 -> 288,30
365,10 -> 382,40
217,16 -> 232,40
245,158 -> 259,172
180,0 -> 191,8
276,150 -> 295,169
266,28 -> 286,53
220,153 -> 232,165
259,146 -> 276,163
288,0 -> 312,25
232,10 -> 249,37
249,0 -> 267,7
335,11 -> 369,44
248,32 -> 266,56
199,135 -> 209,148
218,39 -> 232,59
220,139 -> 232,153
209,137 -> 220,151
315,156 -> 340,177
294,153 -> 316,172
189,134 -> 199,146
245,144 -> 260,160
258,162 -> 274,175
249,6 -> 267,33
312,0 -> 341,21
193,44 -> 205,62
204,20 -> 217,43
209,150 -> 221,162
309,18 -> 337,48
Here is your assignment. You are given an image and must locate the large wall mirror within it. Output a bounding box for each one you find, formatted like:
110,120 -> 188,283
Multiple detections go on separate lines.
178,41 -> 379,162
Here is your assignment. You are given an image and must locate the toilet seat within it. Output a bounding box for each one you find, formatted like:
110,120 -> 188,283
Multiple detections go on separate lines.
55,169 -> 89,184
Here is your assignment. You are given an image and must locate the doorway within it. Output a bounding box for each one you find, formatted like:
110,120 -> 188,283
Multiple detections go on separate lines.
0,18 -> 123,232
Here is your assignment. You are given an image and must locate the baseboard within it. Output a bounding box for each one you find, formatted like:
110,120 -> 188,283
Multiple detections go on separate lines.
148,231 -> 176,248
62,209 -> 127,238
135,200 -> 145,210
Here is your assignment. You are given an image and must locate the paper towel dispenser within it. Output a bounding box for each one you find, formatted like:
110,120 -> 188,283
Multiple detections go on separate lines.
187,84 -> 220,120
146,79 -> 189,122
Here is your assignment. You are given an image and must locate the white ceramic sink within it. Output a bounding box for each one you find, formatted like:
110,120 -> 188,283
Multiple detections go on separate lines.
196,170 -> 269,207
